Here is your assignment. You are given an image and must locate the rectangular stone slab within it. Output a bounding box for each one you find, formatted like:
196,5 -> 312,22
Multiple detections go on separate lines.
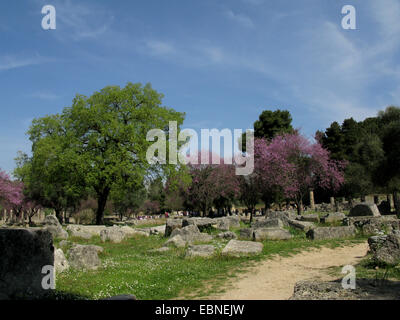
306,226 -> 356,240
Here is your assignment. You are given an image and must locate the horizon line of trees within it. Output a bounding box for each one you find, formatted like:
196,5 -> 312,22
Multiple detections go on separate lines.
0,82 -> 399,225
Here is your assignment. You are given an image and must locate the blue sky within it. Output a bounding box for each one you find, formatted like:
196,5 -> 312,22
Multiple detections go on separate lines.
1,0 -> 399,174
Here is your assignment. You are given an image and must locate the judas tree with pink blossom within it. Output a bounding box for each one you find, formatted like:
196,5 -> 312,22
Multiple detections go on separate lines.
0,170 -> 41,224
0,170 -> 23,208
180,151 -> 240,216
255,133 -> 346,214
1,169 -> 44,224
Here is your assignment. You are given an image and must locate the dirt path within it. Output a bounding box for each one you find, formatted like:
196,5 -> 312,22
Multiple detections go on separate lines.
207,242 -> 369,300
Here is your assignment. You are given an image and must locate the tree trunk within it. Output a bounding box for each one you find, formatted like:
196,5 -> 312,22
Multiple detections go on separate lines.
96,188 -> 110,225
55,208 -> 63,224
297,199 -> 303,215
393,191 -> 400,216
249,208 -> 254,224
201,205 -> 206,217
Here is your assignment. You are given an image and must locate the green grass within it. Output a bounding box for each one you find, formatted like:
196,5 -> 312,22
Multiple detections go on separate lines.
326,254 -> 400,284
355,257 -> 400,281
53,230 -> 367,300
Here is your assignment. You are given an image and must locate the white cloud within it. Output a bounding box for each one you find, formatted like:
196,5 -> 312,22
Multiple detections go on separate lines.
224,10 -> 254,28
0,55 -> 45,71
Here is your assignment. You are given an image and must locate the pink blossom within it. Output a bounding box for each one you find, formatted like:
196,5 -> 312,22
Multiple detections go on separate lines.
254,133 -> 346,204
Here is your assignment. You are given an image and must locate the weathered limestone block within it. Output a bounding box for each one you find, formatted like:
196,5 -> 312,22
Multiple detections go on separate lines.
185,245 -> 215,258
165,219 -> 183,237
252,218 -> 284,229
163,235 -> 187,248
321,212 -> 346,224
43,215 -> 68,240
120,226 -> 149,238
66,225 -> 107,238
100,226 -> 126,243
182,217 -> 214,231
253,228 -> 292,241
373,234 -> 400,265
222,240 -> 263,257
170,225 -> 213,243
239,228 -> 254,240
306,226 -> 356,240
288,219 -> 315,232
54,248 -> 69,274
68,244 -> 101,270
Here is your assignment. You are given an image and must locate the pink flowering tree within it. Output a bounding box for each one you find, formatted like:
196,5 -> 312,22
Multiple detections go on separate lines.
183,151 -> 240,216
210,163 -> 240,215
0,170 -> 41,224
0,171 -> 23,208
255,133 -> 346,214
0,170 -> 23,222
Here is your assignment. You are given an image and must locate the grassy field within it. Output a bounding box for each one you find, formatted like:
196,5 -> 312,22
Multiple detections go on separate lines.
53,224 -> 367,300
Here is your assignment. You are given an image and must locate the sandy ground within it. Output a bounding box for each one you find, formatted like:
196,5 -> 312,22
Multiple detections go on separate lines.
206,242 -> 369,300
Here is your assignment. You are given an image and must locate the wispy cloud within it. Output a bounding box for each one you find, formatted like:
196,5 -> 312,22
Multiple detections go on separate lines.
224,10 -> 254,28
36,0 -> 114,41
142,39 -> 228,68
369,0 -> 400,42
25,0 -> 400,130
146,40 -> 176,56
0,55 -> 46,71
29,91 -> 61,100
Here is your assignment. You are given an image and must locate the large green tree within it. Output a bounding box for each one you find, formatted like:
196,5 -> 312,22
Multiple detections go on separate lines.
241,109 -> 294,151
254,109 -> 294,139
14,116 -> 86,223
23,83 -> 185,224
